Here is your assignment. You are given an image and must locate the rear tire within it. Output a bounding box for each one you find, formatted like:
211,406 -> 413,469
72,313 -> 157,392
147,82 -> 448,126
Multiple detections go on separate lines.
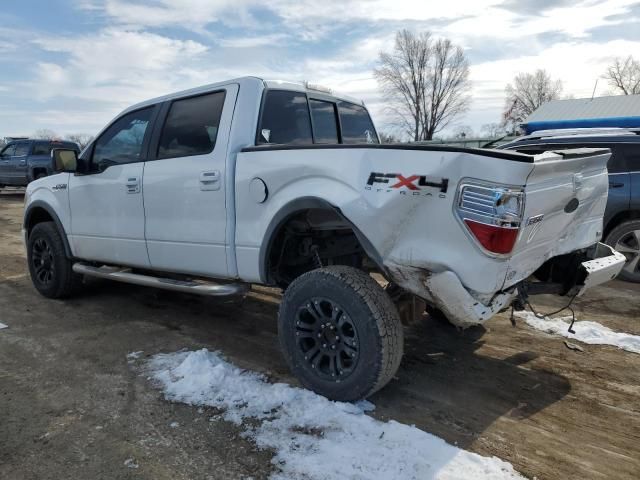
278,266 -> 403,401
605,220 -> 640,283
27,222 -> 82,298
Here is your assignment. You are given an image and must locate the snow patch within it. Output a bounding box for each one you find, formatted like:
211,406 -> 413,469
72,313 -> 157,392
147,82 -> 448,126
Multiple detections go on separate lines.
127,350 -> 143,360
0,322 -> 8,330
146,349 -> 523,480
517,311 -> 640,354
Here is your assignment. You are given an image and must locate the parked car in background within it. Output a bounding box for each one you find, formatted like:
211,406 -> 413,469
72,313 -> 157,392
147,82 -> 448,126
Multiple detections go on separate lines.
500,128 -> 640,282
0,139 -> 80,189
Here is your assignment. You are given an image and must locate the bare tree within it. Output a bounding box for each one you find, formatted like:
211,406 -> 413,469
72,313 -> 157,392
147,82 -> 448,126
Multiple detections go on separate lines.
378,131 -> 403,143
375,30 -> 471,141
502,69 -> 563,132
451,125 -> 474,139
65,133 -> 94,150
604,56 -> 640,95
481,123 -> 507,138
33,129 -> 59,140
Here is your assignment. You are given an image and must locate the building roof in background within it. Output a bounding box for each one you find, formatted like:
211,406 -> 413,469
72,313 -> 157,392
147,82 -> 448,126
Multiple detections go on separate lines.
526,95 -> 640,122
523,95 -> 640,134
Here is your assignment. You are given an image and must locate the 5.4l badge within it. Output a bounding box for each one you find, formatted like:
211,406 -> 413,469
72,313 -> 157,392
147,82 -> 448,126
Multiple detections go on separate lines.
366,172 -> 449,198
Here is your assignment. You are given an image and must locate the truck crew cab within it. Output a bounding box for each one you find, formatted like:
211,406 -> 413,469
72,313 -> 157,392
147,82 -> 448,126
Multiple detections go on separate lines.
22,77 -> 625,401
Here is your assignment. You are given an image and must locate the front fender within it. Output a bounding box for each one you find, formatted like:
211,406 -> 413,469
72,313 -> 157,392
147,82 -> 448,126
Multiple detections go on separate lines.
24,174 -> 73,256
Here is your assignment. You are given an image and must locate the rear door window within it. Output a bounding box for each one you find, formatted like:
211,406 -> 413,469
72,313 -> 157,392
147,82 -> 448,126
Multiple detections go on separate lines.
258,90 -> 313,145
309,99 -> 339,144
337,101 -> 378,144
615,144 -> 640,172
158,91 -> 226,159
1,144 -> 15,157
32,143 -> 52,156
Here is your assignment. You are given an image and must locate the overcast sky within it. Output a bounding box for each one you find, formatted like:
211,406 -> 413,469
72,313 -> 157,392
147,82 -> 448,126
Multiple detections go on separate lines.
1,0 -> 639,138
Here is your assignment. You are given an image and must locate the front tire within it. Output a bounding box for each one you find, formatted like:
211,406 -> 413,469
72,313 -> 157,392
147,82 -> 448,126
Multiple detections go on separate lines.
605,220 -> 640,283
27,222 -> 82,298
278,266 -> 403,401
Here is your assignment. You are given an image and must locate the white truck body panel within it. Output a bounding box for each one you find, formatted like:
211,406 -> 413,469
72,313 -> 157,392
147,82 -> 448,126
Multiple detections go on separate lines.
143,84 -> 239,277
235,147 -> 593,293
68,162 -> 149,267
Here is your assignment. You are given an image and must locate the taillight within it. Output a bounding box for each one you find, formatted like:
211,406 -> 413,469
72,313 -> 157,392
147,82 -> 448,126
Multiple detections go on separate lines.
456,182 -> 525,255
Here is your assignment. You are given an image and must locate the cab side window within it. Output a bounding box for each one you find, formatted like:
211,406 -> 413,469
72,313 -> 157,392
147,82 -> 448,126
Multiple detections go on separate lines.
612,144 -> 640,173
309,99 -> 339,144
92,107 -> 154,171
337,101 -> 378,144
158,91 -> 226,160
32,143 -> 53,156
258,90 -> 313,145
0,144 -> 15,157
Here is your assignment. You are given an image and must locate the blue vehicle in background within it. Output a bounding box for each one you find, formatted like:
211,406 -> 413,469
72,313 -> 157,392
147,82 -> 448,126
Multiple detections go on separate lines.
500,128 -> 640,283
0,139 -> 80,188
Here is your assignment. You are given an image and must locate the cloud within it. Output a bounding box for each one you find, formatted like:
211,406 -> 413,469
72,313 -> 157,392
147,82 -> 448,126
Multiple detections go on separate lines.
1,0 -> 640,137
31,29 -> 208,101
218,33 -> 290,48
498,0 -> 575,15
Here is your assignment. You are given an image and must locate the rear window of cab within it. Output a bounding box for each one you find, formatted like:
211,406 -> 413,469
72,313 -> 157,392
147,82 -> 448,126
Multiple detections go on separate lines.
257,89 -> 378,146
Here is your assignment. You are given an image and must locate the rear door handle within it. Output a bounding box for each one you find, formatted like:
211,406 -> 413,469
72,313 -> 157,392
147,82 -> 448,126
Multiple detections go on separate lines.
126,176 -> 140,194
199,170 -> 221,191
609,182 -> 625,189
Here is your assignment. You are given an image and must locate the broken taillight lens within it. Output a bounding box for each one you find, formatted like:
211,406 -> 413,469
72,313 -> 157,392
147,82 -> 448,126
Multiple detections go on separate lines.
463,219 -> 520,254
456,182 -> 525,255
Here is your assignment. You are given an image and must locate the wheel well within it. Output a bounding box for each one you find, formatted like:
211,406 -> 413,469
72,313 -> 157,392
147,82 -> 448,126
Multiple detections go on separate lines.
31,167 -> 47,180
265,207 -> 379,287
604,210 -> 640,239
26,207 -> 54,234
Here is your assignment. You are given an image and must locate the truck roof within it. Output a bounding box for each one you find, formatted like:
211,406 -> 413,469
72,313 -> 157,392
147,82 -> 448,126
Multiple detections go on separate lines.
125,76 -> 365,115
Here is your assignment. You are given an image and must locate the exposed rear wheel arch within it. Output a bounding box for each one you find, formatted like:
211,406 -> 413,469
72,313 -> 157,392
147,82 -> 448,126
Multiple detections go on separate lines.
262,199 -> 383,288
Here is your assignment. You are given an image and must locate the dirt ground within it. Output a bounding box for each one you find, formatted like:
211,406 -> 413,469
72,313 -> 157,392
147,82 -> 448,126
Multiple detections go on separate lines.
1,188 -> 639,480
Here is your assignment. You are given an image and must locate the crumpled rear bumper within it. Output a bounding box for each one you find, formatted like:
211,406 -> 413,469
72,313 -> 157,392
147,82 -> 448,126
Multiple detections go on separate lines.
387,242 -> 626,329
577,243 -> 626,295
424,271 -> 517,329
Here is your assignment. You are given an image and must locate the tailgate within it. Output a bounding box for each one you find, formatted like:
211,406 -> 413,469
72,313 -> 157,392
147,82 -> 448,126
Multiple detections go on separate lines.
506,148 -> 611,285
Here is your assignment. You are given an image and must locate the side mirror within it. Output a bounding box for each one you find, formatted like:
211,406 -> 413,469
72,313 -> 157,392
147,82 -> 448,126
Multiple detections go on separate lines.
51,149 -> 78,173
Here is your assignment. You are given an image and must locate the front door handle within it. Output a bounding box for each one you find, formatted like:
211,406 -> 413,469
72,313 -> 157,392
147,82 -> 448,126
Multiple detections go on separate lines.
126,176 -> 140,194
199,170 -> 221,191
609,182 -> 625,189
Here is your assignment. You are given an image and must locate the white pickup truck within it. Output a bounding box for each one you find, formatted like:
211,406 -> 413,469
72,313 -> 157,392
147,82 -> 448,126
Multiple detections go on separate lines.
23,76 -> 625,401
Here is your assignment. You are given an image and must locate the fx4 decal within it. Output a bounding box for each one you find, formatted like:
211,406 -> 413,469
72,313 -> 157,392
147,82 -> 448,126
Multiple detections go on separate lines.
366,172 -> 449,197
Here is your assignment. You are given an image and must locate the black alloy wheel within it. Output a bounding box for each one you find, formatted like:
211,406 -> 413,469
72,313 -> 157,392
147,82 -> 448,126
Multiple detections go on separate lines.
295,297 -> 360,381
31,237 -> 55,286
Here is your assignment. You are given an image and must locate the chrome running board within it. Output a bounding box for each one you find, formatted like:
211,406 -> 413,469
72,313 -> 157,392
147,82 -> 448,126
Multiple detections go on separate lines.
72,263 -> 249,296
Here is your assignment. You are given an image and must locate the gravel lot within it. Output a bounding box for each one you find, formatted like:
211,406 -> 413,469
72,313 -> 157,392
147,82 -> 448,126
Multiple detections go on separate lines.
1,189 -> 639,479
